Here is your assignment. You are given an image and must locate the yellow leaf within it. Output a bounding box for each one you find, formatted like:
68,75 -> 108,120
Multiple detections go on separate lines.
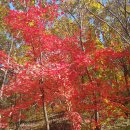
28,21 -> 35,27
104,98 -> 109,103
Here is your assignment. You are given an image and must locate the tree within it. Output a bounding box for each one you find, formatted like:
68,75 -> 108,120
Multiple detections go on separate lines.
0,0 -> 130,130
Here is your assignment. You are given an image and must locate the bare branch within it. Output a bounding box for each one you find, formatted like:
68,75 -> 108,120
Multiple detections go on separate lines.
85,7 -> 130,45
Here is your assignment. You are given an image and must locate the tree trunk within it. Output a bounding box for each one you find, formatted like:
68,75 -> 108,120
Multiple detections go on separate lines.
43,101 -> 50,130
40,85 -> 50,130
94,110 -> 101,130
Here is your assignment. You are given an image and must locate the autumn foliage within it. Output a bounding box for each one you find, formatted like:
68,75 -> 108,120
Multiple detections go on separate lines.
0,1 -> 130,130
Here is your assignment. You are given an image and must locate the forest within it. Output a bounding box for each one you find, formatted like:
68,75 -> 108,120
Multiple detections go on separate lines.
0,0 -> 130,130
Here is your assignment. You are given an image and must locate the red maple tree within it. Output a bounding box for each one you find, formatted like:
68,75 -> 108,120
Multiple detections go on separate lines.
0,2 -> 130,130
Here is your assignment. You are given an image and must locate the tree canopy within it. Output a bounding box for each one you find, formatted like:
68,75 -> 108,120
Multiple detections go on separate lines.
0,0 -> 130,130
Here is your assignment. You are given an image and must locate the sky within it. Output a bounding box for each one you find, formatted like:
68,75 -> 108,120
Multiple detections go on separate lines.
9,2 -> 15,10
9,0 -> 109,10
